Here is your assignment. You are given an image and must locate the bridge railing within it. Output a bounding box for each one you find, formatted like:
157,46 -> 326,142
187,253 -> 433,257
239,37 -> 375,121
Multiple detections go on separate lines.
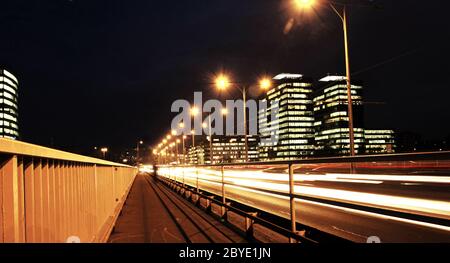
0,138 -> 137,243
156,151 -> 450,242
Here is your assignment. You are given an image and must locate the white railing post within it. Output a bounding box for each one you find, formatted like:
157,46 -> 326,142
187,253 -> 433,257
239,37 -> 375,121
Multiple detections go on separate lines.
288,163 -> 297,243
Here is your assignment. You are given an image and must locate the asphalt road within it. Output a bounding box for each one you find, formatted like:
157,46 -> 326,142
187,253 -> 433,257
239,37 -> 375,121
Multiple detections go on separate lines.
158,163 -> 450,243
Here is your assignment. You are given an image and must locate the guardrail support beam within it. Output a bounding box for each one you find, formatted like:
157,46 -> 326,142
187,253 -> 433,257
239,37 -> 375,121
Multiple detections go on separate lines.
288,163 -> 297,243
1,155 -> 24,242
245,212 -> 258,239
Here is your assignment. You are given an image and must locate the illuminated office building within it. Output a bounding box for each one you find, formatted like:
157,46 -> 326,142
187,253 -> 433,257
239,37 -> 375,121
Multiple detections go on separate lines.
313,75 -> 365,156
211,135 -> 259,163
187,145 -> 207,165
0,69 -> 19,140
187,135 -> 259,164
365,130 -> 395,154
259,73 -> 315,160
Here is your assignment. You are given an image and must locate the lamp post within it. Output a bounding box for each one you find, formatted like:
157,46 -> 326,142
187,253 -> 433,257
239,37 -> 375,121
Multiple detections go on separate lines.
171,129 -> 179,164
189,129 -> 195,165
214,74 -> 272,162
190,106 -> 199,164
178,122 -> 186,164
169,143 -> 174,164
175,139 -> 180,164
219,108 -> 228,164
202,119 -> 213,164
294,0 -> 356,156
162,139 -> 167,164
136,140 -> 143,165
190,129 -> 195,147
166,134 -> 172,163
163,150 -> 167,164
182,135 -> 186,164
100,147 -> 108,159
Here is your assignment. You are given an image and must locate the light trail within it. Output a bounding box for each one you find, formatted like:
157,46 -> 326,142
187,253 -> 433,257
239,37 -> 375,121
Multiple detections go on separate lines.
158,166 -> 450,220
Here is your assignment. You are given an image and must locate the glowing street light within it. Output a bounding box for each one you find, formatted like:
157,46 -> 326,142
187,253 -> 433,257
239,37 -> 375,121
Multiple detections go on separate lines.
259,77 -> 272,90
215,74 -> 231,90
190,106 -> 199,116
221,108 -> 228,115
294,0 -> 315,9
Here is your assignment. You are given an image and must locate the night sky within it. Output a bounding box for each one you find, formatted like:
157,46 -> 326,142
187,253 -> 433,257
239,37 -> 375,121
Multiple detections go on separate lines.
1,0 -> 449,155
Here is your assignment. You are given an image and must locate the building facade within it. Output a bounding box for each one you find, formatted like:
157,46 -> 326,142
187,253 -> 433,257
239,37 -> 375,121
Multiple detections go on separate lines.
187,135 -> 259,164
183,74 -> 396,162
211,135 -> 259,163
259,73 -> 315,161
365,130 -> 395,154
187,145 -> 208,165
0,69 -> 19,140
313,76 -> 365,156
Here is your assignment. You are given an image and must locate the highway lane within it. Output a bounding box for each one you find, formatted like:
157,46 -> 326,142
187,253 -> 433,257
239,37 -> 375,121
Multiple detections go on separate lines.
157,165 -> 450,242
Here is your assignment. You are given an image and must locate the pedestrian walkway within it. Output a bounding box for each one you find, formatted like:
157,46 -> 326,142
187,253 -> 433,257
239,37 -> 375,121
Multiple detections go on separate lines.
108,173 -> 246,243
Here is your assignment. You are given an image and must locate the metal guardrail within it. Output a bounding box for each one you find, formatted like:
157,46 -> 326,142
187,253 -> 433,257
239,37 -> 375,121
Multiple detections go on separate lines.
0,138 -> 137,243
157,175 -> 317,243
160,151 -> 450,167
156,151 -> 450,243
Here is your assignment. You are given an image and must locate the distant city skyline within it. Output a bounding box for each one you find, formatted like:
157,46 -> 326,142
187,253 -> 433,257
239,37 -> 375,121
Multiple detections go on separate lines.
156,72 -> 396,164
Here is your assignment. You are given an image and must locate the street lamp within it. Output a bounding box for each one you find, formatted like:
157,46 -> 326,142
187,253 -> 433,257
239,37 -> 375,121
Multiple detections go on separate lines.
169,143 -> 175,164
190,106 -> 200,117
177,122 -> 186,164
214,74 -> 272,162
259,77 -> 273,91
294,0 -> 356,156
190,106 -> 201,163
175,139 -> 181,164
221,108 -> 228,116
182,135 -> 187,164
190,129 -> 195,147
100,147 -> 108,159
294,0 -> 315,9
162,149 -> 168,164
136,140 -> 143,165
215,74 -> 231,90
202,119 -> 214,164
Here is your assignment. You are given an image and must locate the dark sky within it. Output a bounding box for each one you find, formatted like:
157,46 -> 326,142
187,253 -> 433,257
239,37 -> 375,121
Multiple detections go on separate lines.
1,0 -> 449,154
